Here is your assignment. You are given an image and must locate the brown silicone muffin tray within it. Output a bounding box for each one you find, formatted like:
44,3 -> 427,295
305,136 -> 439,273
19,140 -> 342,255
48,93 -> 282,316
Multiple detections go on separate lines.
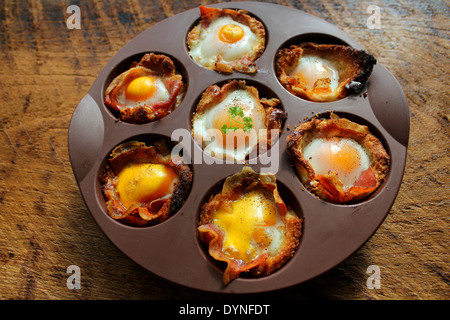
68,2 -> 409,293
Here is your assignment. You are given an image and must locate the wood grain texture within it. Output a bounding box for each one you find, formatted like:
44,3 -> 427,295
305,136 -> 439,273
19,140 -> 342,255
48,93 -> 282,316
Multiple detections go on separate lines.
0,0 -> 448,300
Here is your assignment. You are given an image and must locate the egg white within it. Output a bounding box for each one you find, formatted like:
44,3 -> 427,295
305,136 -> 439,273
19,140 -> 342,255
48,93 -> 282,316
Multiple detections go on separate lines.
262,220 -> 286,257
303,137 -> 370,190
289,55 -> 340,91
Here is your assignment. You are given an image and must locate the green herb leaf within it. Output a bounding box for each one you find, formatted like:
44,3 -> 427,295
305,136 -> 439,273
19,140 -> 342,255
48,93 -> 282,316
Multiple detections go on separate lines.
223,106 -> 254,134
243,116 -> 253,132
221,124 -> 229,134
228,106 -> 239,117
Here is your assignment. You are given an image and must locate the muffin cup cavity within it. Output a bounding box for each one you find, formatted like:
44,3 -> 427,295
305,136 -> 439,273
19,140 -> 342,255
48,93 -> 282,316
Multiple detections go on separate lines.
97,134 -> 193,228
286,111 -> 391,206
195,170 -> 304,283
101,52 -> 189,124
190,78 -> 287,166
274,34 -> 376,104
185,6 -> 267,74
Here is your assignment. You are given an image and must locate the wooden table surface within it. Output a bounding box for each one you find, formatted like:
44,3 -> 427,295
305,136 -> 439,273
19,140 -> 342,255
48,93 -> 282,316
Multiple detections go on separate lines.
0,0 -> 448,300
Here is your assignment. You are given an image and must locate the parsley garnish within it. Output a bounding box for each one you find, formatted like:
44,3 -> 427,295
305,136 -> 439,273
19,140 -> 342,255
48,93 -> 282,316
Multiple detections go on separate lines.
221,106 -> 253,134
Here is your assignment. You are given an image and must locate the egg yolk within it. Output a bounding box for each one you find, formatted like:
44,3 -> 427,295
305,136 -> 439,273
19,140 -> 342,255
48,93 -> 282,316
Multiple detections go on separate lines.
219,24 -> 244,43
293,57 -> 338,91
212,104 -> 253,149
315,138 -> 361,175
212,189 -> 278,262
125,76 -> 157,101
116,162 -> 177,209
297,64 -> 333,89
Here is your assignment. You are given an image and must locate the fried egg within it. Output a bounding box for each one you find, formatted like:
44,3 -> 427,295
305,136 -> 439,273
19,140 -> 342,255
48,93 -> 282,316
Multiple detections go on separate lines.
197,166 -> 302,284
187,6 -> 265,73
112,71 -> 170,109
288,55 -> 340,92
192,80 -> 286,162
303,137 -> 370,190
212,188 -> 287,263
189,17 -> 258,67
276,43 -> 376,102
192,87 -> 266,162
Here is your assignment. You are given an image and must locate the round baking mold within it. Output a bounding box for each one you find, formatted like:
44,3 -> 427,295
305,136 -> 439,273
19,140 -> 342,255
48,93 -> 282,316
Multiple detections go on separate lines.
68,2 -> 409,294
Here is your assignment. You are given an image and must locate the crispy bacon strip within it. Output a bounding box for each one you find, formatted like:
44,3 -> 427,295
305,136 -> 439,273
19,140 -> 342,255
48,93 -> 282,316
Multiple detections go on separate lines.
316,170 -> 378,204
354,168 -> 377,188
